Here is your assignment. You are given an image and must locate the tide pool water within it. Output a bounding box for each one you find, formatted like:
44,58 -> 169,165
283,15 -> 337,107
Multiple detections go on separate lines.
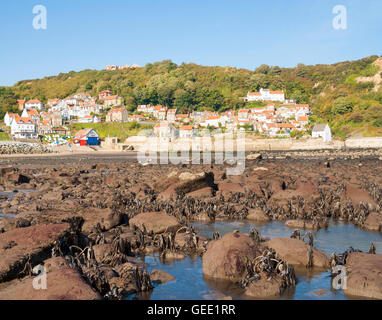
129,220 -> 382,300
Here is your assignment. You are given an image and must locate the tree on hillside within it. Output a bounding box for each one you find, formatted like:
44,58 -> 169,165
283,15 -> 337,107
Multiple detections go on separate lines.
332,97 -> 354,115
0,87 -> 18,120
255,64 -> 270,74
269,66 -> 282,75
247,74 -> 270,91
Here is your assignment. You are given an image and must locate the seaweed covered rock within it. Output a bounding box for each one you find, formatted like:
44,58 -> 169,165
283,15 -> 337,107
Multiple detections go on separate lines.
0,223 -> 70,282
0,257 -> 101,300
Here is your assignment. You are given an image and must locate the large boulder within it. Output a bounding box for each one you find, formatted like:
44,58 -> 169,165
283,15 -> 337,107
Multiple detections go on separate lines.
0,224 -> 70,282
245,277 -> 284,298
186,187 -> 214,199
0,257 -> 101,300
1,172 -> 31,185
246,209 -> 270,222
285,219 -> 328,230
202,232 -> 260,282
41,191 -> 63,202
264,238 -> 330,269
129,212 -> 180,234
216,182 -> 245,196
150,270 -> 175,285
345,185 -> 376,207
343,252 -> 382,299
364,212 -> 382,232
0,207 -> 121,235
157,172 -> 215,200
80,208 -> 122,234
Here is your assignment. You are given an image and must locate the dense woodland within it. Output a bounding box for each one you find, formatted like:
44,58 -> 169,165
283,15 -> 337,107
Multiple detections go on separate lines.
1,55 -> 382,138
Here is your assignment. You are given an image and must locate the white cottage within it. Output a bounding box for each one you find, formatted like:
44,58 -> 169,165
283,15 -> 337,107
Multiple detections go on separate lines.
4,112 -> 19,127
246,89 -> 285,102
312,124 -> 332,142
11,117 -> 38,139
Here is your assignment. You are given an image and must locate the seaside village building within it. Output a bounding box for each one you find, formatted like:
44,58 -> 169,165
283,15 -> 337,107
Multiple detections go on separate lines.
78,115 -> 102,123
167,109 -> 177,122
245,88 -> 285,102
312,124 -> 332,142
98,90 -> 112,100
103,95 -> 123,107
105,64 -> 139,71
127,114 -> 145,122
17,99 -> 44,111
1,86 -> 321,142
137,105 -> 154,114
73,128 -> 100,146
17,100 -> 26,111
179,125 -> 193,138
25,99 -> 44,110
106,108 -> 129,122
4,112 -> 19,127
37,120 -> 52,135
154,123 -> 175,139
21,108 -> 40,123
10,117 -> 38,139
46,98 -> 61,108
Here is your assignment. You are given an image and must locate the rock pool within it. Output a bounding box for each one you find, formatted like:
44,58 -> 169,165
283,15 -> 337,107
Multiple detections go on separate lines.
130,220 -> 382,300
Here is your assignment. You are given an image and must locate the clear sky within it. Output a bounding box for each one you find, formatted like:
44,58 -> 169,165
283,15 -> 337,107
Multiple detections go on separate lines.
0,0 -> 381,86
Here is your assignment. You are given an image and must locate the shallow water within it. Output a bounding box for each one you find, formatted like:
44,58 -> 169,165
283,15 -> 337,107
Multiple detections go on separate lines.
129,220 -> 382,300
0,189 -> 35,220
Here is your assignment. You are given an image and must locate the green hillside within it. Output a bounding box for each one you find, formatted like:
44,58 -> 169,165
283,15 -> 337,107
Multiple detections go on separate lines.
1,55 -> 382,138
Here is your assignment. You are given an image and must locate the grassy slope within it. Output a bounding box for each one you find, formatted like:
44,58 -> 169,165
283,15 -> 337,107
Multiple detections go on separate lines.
0,132 -> 11,141
69,122 -> 153,142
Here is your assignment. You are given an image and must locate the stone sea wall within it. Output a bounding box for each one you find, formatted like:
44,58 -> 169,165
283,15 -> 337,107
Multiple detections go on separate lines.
0,142 -> 53,155
129,136 -> 382,153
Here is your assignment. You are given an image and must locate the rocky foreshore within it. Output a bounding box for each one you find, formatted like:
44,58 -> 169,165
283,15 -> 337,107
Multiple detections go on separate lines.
0,142 -> 54,155
0,156 -> 381,300
259,148 -> 382,160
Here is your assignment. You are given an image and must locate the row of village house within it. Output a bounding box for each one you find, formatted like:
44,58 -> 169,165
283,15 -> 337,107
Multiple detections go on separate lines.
2,88 -> 332,142
2,90 -> 125,139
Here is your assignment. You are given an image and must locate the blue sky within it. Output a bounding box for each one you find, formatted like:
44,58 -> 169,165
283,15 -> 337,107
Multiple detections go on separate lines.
0,0 -> 381,86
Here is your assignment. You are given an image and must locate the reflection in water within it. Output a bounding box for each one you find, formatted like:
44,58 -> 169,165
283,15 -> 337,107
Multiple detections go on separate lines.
125,220 -> 382,300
